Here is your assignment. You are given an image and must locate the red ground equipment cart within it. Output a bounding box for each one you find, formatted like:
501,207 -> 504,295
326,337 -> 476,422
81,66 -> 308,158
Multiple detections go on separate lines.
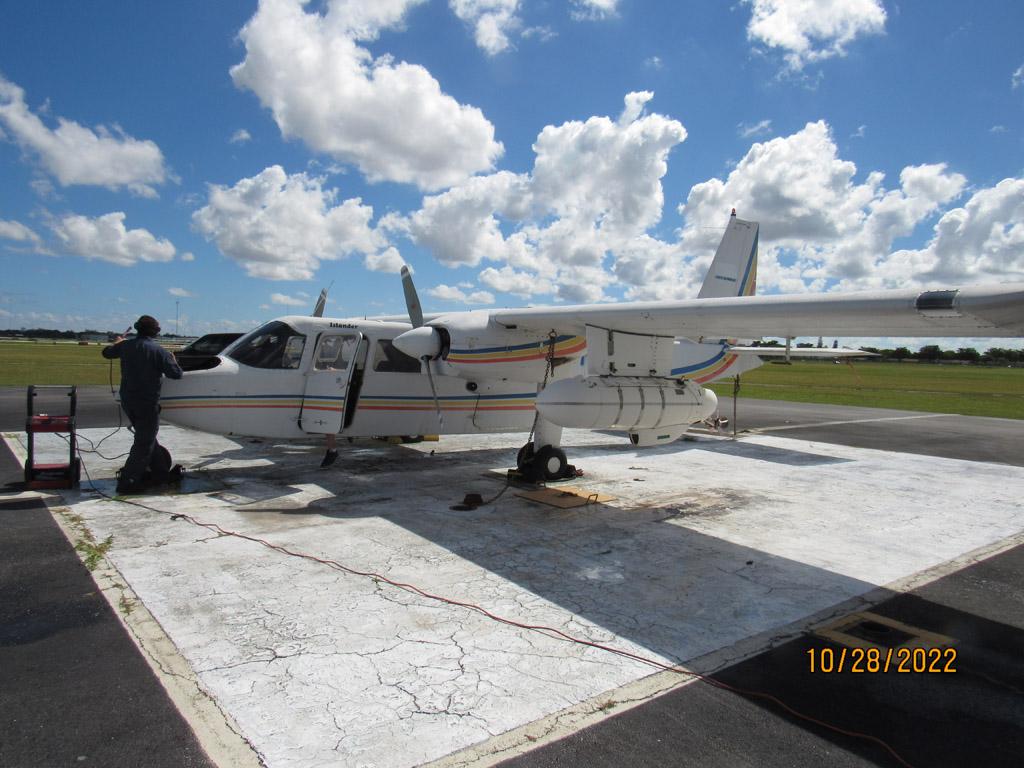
24,384 -> 81,490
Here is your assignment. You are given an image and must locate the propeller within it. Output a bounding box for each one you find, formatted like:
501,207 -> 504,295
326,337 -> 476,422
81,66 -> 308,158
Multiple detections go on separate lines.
398,265 -> 444,426
423,359 -> 444,427
401,265 -> 424,328
311,285 -> 330,318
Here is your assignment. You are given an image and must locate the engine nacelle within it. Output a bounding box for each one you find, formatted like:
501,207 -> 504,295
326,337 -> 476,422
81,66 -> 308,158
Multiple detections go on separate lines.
536,376 -> 718,430
402,311 -> 586,381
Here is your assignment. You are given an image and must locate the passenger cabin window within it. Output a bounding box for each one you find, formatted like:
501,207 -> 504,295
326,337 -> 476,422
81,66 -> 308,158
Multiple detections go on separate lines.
372,339 -> 422,373
315,334 -> 360,370
228,321 -> 307,370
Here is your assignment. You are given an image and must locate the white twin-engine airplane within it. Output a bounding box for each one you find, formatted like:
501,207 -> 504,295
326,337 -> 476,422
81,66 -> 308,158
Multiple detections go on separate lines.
160,212 -> 1024,481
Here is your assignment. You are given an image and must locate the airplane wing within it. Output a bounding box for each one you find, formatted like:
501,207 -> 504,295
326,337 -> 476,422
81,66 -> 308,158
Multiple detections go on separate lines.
489,283 -> 1024,339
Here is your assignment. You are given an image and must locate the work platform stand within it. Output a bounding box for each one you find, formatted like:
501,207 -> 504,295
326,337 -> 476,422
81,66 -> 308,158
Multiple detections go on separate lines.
25,384 -> 81,490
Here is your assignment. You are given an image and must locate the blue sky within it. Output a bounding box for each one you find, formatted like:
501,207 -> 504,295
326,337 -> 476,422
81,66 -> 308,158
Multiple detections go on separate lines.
1,0 -> 1022,348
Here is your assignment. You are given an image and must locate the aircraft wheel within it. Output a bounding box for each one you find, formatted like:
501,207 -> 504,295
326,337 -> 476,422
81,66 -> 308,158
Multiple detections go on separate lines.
532,445 -> 568,482
516,442 -> 535,473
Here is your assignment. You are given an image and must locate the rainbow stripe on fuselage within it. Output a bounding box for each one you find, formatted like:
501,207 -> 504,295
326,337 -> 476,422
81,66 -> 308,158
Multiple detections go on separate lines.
446,335 -> 586,365
670,345 -> 739,383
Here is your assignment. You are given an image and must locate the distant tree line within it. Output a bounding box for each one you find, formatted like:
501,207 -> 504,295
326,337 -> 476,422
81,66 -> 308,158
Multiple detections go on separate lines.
749,339 -> 1022,365
1,328 -> 129,341
0,328 -> 181,341
859,345 -> 1022,365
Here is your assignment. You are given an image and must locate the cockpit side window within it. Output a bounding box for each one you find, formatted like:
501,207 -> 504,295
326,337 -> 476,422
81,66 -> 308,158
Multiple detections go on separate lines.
372,339 -> 422,373
228,321 -> 307,370
315,334 -> 359,370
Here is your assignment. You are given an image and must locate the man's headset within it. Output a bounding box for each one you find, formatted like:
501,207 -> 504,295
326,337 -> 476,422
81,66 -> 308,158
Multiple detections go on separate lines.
133,315 -> 161,337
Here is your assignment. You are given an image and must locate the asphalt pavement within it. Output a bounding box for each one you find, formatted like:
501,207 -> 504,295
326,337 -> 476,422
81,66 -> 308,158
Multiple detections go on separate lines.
498,543 -> 1024,768
0,443 -> 215,768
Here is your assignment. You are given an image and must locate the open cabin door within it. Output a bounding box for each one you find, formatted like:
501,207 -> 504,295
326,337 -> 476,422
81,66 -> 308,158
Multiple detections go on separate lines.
300,332 -> 363,434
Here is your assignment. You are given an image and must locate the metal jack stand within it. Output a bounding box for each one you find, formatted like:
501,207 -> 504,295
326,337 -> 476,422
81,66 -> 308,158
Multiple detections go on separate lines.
25,385 -> 81,490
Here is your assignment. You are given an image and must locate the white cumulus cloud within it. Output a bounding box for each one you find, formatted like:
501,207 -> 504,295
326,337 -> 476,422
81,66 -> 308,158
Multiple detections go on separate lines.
0,75 -> 169,197
390,92 -> 687,301
192,165 -> 387,281
427,284 -> 495,304
478,265 -> 554,297
679,121 -> 969,292
880,178 -> 1024,286
230,0 -> 503,191
449,0 -> 521,55
571,0 -> 619,21
745,0 -> 887,71
270,292 -> 308,307
50,212 -> 178,266
390,99 -> 1010,307
168,287 -> 194,298
229,129 -> 252,144
0,219 -> 43,246
364,246 -> 405,273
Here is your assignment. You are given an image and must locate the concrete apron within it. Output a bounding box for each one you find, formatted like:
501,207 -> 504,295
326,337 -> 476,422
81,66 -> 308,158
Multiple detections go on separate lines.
5,425 -> 1024,768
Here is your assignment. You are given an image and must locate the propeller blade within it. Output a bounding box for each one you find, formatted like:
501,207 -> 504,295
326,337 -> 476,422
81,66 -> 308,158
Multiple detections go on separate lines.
311,287 -> 328,317
401,265 -> 424,328
423,358 -> 444,426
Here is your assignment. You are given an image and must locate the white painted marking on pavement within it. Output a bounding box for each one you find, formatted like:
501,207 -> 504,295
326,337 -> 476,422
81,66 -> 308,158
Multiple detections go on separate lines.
752,413 -> 947,432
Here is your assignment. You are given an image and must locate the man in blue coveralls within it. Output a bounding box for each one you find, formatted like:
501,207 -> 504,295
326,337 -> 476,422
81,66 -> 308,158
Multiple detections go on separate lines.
102,315 -> 183,494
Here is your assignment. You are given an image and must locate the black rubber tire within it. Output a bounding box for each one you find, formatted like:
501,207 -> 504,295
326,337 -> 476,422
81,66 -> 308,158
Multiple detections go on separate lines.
145,445 -> 173,484
516,442 -> 535,473
532,445 -> 568,482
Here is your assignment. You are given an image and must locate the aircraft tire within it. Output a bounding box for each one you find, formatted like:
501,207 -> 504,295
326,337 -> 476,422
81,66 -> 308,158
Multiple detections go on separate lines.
533,445 -> 568,482
516,442 -> 535,473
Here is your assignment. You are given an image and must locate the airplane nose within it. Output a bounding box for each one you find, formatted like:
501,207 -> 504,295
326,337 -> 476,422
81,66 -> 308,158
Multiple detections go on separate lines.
160,358 -> 240,433
393,326 -> 442,360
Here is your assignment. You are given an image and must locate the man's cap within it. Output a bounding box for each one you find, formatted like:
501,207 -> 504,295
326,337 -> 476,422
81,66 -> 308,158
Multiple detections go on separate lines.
134,315 -> 161,336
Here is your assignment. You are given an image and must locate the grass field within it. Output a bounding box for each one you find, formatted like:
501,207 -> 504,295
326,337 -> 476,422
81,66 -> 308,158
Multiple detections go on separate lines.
2,341 -> 1022,419
706,360 -> 1024,419
0,341 -> 123,387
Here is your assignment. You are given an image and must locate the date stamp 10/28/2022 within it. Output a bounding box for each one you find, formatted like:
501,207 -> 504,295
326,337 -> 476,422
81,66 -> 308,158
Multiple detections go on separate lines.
809,611 -> 959,674
807,646 -> 957,674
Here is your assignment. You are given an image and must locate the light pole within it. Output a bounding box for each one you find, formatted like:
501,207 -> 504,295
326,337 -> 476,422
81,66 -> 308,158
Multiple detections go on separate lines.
175,300 -> 180,336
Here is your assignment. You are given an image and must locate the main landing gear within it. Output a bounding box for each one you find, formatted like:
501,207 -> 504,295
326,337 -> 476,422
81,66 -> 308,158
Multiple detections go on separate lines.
516,442 -> 576,483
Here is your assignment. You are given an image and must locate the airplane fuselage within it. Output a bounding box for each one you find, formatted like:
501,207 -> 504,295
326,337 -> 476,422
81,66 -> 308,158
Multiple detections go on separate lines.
161,317 -> 566,439
159,315 -> 723,442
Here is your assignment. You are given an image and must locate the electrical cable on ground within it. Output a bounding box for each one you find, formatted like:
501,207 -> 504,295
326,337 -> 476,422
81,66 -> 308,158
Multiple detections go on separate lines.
53,359 -> 129,460
70,449 -> 914,768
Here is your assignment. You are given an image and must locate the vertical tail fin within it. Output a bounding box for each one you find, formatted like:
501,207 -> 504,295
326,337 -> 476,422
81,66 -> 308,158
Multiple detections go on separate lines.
697,211 -> 758,299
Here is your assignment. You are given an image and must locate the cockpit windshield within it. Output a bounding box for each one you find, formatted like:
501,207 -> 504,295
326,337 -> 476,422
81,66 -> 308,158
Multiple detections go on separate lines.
228,321 -> 307,370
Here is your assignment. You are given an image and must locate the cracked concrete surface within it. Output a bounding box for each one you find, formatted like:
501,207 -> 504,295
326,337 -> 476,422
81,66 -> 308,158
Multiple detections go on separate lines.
7,426 -> 1024,768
